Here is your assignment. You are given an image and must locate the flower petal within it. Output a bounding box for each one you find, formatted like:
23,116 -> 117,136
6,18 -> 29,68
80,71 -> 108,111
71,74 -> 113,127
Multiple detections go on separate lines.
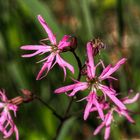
94,96 -> 104,121
38,15 -> 56,45
99,85 -> 126,110
86,42 -> 96,78
121,111 -> 135,123
14,125 -> 19,140
55,84 -> 77,94
104,126 -> 111,140
0,90 -> 7,102
56,54 -> 74,79
55,82 -> 88,96
84,94 -> 93,120
21,50 -> 42,58
58,35 -> 71,50
21,45 -> 51,50
36,53 -> 56,80
68,83 -> 88,96
99,58 -> 127,81
99,65 -> 111,78
115,108 -> 135,123
122,93 -> 140,104
105,112 -> 112,126
21,45 -> 52,57
84,92 -> 104,120
93,122 -> 105,135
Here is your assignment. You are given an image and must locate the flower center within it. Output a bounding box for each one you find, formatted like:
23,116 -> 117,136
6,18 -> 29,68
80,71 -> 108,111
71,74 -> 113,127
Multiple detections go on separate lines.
87,77 -> 100,91
51,45 -> 59,52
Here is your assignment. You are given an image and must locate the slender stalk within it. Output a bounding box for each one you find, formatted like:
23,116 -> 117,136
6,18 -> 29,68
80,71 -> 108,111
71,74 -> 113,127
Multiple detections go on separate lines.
53,50 -> 82,140
72,50 -> 82,80
53,99 -> 72,140
34,95 -> 63,121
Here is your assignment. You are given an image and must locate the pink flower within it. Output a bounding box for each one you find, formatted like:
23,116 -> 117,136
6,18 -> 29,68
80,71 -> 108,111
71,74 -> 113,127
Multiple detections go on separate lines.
21,15 -> 74,80
93,93 -> 140,140
55,41 -> 127,120
0,90 -> 19,140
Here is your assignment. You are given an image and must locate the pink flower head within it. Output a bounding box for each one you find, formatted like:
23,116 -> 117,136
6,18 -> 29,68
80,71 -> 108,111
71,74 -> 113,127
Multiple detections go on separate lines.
21,15 -> 74,80
55,41 -> 127,120
0,90 -> 19,140
93,93 -> 140,140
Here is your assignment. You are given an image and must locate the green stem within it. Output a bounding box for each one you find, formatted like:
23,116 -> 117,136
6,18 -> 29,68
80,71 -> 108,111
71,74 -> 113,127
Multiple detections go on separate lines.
53,51 -> 82,140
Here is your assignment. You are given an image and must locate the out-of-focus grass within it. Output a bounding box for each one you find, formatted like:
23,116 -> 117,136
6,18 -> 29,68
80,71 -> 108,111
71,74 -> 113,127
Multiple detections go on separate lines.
0,0 -> 140,140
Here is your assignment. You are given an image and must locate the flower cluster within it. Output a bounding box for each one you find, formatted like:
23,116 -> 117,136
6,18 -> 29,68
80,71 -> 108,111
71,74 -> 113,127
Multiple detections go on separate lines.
20,15 -> 139,140
54,41 -> 140,139
0,90 -> 19,140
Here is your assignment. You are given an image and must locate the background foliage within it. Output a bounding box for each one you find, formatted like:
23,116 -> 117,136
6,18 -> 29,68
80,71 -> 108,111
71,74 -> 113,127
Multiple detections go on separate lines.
0,0 -> 140,139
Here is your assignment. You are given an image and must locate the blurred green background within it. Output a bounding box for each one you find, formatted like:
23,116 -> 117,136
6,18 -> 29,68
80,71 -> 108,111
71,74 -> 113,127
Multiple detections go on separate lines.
0,0 -> 140,139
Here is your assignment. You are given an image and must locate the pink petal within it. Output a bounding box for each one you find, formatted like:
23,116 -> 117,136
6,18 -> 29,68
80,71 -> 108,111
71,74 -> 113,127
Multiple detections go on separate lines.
84,103 -> 92,120
123,93 -> 140,104
14,125 -> 19,140
56,54 -> 74,79
121,110 -> 135,123
38,15 -> 56,45
0,103 -> 4,108
90,107 -> 97,112
68,83 -> 88,96
21,50 -> 42,58
105,112 -> 112,126
104,126 -> 111,140
115,108 -> 135,123
0,90 -> 7,102
0,112 -> 7,125
58,35 -> 71,50
37,55 -> 50,64
55,84 -> 77,94
93,122 -> 105,135
21,45 -> 52,58
94,96 -> 104,121
84,92 -> 104,121
99,65 -> 111,78
3,125 -> 14,138
99,58 -> 127,81
84,95 -> 93,120
100,85 -> 126,110
86,42 -> 96,78
104,112 -> 112,140
21,45 -> 51,50
55,82 -> 88,96
122,111 -> 135,123
36,53 -> 56,80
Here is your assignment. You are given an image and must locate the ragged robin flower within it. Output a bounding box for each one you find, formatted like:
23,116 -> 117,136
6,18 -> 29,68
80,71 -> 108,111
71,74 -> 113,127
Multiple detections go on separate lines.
55,40 -> 127,121
0,89 -> 19,140
21,15 -> 75,80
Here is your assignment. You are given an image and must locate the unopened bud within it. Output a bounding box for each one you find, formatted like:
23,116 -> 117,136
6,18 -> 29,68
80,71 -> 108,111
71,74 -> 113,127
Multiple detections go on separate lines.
21,89 -> 34,103
69,36 -> 77,51
62,36 -> 77,52
91,38 -> 106,56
